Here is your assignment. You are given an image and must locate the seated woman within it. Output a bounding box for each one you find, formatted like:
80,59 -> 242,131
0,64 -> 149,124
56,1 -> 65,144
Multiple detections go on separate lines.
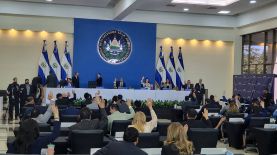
140,76 -> 151,90
163,79 -> 172,90
7,105 -> 60,154
162,122 -> 193,155
129,98 -> 157,133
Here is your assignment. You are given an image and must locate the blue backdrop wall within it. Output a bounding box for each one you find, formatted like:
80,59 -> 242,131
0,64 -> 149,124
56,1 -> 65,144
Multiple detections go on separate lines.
73,19 -> 157,88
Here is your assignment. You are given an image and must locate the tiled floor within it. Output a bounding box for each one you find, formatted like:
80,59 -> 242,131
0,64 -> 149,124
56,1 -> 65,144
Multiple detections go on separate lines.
0,118 -> 258,155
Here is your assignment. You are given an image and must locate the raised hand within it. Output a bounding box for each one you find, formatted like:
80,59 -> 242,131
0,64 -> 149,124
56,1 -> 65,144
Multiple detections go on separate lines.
126,99 -> 132,107
48,91 -> 54,100
146,98 -> 153,109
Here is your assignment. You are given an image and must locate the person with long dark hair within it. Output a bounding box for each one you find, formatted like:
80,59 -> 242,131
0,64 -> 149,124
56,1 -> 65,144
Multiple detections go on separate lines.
7,92 -> 60,154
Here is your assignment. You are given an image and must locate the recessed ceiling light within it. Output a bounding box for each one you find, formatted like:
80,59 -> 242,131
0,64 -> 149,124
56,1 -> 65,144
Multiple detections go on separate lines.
250,0 -> 256,4
171,0 -> 239,6
218,10 -> 231,14
46,0 -> 53,2
183,8 -> 189,11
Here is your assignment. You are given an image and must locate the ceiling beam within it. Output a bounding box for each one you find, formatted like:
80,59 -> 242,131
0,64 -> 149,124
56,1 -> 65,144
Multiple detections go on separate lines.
113,0 -> 145,20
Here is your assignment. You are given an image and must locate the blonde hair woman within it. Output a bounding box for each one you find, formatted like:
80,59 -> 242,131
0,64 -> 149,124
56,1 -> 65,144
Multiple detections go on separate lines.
129,98 -> 157,133
162,122 -> 193,155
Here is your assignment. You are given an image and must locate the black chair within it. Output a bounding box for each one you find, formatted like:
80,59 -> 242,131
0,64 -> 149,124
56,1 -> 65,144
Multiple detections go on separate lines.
60,115 -> 79,122
111,120 -> 132,136
157,122 -> 170,136
254,128 -> 277,155
226,113 -> 245,120
188,128 -> 218,154
70,130 -> 104,154
206,108 -> 220,113
226,122 -> 244,149
244,117 -> 270,152
38,123 -> 51,132
137,132 -> 160,148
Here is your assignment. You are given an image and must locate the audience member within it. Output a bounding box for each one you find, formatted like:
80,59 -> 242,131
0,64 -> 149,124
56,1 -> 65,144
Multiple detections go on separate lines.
129,98 -> 157,133
86,97 -> 100,110
7,96 -> 60,154
262,88 -> 273,108
184,108 -> 212,128
220,100 -> 239,116
188,89 -> 197,102
117,94 -> 130,113
69,95 -> 107,131
162,122 -> 193,155
107,99 -> 135,131
55,91 -> 76,107
94,127 -> 147,155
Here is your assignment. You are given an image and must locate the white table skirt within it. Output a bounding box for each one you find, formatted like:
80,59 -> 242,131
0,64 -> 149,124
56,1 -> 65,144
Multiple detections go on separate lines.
44,88 -> 190,104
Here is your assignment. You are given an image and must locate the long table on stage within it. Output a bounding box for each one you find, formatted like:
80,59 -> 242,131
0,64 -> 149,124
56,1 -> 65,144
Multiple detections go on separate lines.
44,88 -> 190,104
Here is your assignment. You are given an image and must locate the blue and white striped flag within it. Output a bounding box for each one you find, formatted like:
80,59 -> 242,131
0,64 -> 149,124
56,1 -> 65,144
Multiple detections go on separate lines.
155,46 -> 166,88
50,41 -> 61,82
38,40 -> 50,85
166,47 -> 177,88
61,41 -> 72,80
176,47 -> 185,90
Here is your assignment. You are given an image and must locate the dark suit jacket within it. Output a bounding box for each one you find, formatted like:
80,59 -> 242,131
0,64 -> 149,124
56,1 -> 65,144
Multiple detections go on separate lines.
162,143 -> 180,155
182,84 -> 194,90
7,83 -> 20,101
72,75 -> 80,88
19,84 -> 32,101
195,83 -> 205,94
69,108 -> 108,131
46,74 -> 57,88
7,121 -> 60,154
94,141 -> 147,155
96,77 -> 103,87
184,119 -> 212,128
56,94 -> 76,107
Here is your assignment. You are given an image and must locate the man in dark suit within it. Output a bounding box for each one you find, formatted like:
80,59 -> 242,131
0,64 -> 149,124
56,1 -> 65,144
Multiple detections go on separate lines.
46,71 -> 57,88
262,88 -> 273,108
184,108 -> 212,128
72,72 -> 80,88
195,79 -> 205,104
182,80 -> 194,90
19,79 -> 32,114
69,97 -> 107,131
55,91 -> 76,108
94,127 -> 147,155
7,77 -> 20,120
96,73 -> 103,87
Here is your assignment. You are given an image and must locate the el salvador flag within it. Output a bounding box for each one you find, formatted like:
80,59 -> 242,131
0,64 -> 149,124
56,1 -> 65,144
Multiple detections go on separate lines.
50,41 -> 62,82
155,46 -> 166,88
176,47 -> 185,90
38,40 -> 50,85
61,41 -> 72,80
166,47 -> 177,88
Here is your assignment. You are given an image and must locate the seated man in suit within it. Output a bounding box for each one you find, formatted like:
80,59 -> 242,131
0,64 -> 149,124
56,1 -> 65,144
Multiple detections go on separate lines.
94,127 -> 147,155
55,91 -> 76,107
69,96 -> 107,131
116,94 -> 130,113
107,100 -> 135,131
184,108 -> 212,128
182,80 -> 194,90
